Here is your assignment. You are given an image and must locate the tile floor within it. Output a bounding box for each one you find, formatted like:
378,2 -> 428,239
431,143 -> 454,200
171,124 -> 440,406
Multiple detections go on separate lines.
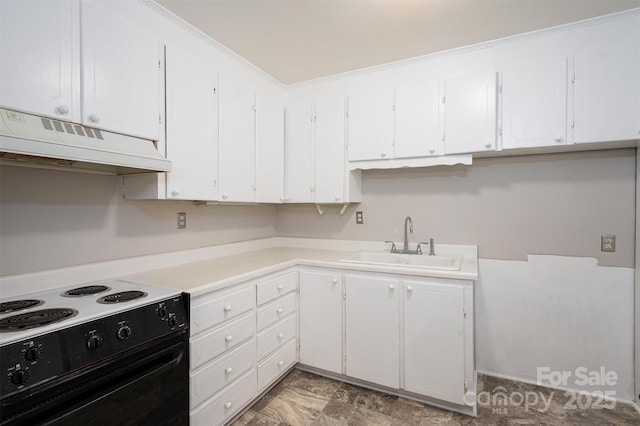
232,369 -> 640,425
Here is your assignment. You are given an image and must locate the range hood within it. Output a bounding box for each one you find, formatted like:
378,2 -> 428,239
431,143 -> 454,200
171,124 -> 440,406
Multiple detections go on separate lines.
0,108 -> 171,175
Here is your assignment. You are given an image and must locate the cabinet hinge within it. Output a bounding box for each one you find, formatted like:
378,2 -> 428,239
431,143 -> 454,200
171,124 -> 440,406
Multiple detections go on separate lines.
571,74 -> 576,84
392,139 -> 395,146
158,60 -> 162,69
498,127 -> 502,136
463,303 -> 467,318
441,134 -> 445,142
213,87 -> 217,95
464,379 -> 469,392
499,85 -> 503,93
441,96 -> 446,104
158,114 -> 162,124
571,120 -> 575,129
392,103 -> 396,111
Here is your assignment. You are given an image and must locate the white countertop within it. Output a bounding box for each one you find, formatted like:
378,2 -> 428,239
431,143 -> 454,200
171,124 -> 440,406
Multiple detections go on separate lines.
0,238 -> 478,299
121,246 -> 479,297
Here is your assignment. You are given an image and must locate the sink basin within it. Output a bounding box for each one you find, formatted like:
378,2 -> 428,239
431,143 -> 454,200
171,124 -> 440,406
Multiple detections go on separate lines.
340,252 -> 462,271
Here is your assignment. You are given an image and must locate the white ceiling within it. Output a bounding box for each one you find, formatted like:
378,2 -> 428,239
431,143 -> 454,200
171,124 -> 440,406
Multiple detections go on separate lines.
156,0 -> 640,84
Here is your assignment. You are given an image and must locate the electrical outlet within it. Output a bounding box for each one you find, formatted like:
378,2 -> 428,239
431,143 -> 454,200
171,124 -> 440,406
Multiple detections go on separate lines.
601,234 -> 615,252
177,212 -> 187,229
355,211 -> 364,224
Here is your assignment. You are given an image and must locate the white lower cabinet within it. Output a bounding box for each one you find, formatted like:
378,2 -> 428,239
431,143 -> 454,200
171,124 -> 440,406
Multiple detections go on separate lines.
299,270 -> 343,374
404,279 -> 471,406
189,270 -> 299,425
345,274 -> 400,389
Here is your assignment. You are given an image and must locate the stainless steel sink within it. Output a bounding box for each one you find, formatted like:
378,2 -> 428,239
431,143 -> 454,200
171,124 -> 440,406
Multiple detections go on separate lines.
340,252 -> 462,271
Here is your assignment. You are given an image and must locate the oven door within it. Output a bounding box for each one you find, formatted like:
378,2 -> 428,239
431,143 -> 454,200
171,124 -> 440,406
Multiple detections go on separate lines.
0,331 -> 188,426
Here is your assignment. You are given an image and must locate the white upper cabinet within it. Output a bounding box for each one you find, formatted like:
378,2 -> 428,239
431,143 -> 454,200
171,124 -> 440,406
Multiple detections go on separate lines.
347,88 -> 395,161
404,280 -> 466,405
395,81 -> 442,158
501,57 -> 568,149
0,0 -> 79,122
571,43 -> 640,144
314,96 -> 346,203
81,0 -> 163,141
284,97 -> 355,204
283,103 -> 314,203
219,74 -> 256,203
255,94 -> 284,203
299,270 -> 343,374
165,45 -> 218,201
443,70 -> 498,154
345,274 -> 400,389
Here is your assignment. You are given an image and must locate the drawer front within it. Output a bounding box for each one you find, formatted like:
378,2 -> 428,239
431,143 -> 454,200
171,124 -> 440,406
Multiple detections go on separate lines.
257,314 -> 297,361
258,339 -> 297,392
190,339 -> 255,409
191,369 -> 257,426
257,271 -> 297,306
191,286 -> 255,336
257,292 -> 296,331
191,312 -> 255,370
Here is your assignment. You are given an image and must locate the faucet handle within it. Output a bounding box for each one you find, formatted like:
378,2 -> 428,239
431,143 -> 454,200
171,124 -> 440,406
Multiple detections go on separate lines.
384,241 -> 397,253
416,242 -> 430,255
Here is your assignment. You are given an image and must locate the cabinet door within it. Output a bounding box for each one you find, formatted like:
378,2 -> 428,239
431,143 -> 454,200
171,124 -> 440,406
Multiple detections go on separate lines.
0,0 -> 79,122
444,71 -> 497,154
404,280 -> 466,405
165,45 -> 218,201
255,93 -> 284,203
218,75 -> 256,202
345,274 -> 400,389
502,57 -> 568,149
395,82 -> 441,158
284,103 -> 313,203
314,97 -> 346,203
572,43 -> 640,144
347,89 -> 394,161
81,0 -> 162,141
299,271 -> 343,374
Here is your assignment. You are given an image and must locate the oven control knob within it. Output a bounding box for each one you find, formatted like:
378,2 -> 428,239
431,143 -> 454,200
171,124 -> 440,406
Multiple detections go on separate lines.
157,306 -> 168,319
10,369 -> 29,387
167,316 -> 177,329
117,325 -> 132,340
86,334 -> 103,350
24,346 -> 41,362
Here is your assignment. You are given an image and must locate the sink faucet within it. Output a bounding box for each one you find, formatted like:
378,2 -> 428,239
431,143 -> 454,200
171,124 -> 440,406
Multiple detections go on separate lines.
404,216 -> 413,252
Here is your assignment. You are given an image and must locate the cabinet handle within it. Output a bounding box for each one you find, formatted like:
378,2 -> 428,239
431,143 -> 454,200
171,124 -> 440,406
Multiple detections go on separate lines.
222,193 -> 229,200
277,308 -> 283,314
429,147 -> 435,154
484,143 -> 492,149
88,114 -> 101,123
381,151 -> 387,158
224,305 -> 232,312
224,402 -> 232,409
56,105 -> 70,115
278,360 -> 284,367
332,278 -> 338,284
278,333 -> 284,339
284,197 -> 291,202
554,135 -> 564,143
334,195 -> 341,201
407,286 -> 413,292
388,284 -> 395,290
225,335 -> 233,342
277,284 -> 284,291
225,367 -> 233,374
171,190 -> 179,197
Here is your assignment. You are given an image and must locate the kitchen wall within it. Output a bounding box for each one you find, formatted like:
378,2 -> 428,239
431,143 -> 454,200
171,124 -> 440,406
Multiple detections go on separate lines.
277,149 -> 635,268
0,165 -> 277,276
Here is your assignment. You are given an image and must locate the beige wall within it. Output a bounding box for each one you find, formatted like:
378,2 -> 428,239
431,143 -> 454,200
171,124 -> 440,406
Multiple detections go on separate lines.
277,149 -> 636,268
0,165 -> 277,276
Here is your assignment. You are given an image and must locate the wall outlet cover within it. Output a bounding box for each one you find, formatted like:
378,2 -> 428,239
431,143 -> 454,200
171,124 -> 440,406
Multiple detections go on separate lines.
601,234 -> 615,252
177,212 -> 187,230
355,211 -> 364,224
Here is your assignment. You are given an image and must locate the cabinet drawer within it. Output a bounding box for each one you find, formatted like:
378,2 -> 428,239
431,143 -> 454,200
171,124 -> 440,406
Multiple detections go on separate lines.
191,312 -> 255,370
257,314 -> 296,361
258,339 -> 297,392
190,339 -> 255,409
257,292 -> 296,331
191,369 -> 257,426
191,286 -> 254,336
257,271 -> 297,305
